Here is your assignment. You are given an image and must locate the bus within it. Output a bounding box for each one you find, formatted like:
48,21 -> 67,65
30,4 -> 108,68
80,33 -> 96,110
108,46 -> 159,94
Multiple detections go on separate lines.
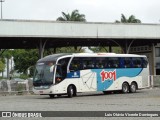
33,53 -> 149,98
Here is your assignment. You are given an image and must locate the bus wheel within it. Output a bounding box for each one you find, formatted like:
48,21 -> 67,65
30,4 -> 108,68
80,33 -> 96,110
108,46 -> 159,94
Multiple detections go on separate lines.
122,82 -> 129,93
103,91 -> 110,94
49,94 -> 55,98
67,86 -> 74,98
57,94 -> 61,97
130,82 -> 137,93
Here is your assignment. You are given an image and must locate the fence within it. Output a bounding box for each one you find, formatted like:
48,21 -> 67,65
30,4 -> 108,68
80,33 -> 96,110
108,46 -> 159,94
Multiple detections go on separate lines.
0,79 -> 33,94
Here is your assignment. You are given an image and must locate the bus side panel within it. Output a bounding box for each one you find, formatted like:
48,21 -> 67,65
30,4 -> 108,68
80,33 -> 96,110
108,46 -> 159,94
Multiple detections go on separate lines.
91,68 -> 144,91
53,78 -> 80,94
139,67 -> 150,88
78,70 -> 97,92
112,76 -> 142,90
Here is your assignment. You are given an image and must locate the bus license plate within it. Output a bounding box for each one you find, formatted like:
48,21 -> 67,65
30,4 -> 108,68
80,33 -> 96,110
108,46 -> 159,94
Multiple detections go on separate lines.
39,91 -> 43,94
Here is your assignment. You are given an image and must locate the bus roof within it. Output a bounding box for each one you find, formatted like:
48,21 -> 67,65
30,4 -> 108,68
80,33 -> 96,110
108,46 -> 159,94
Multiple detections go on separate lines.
72,53 -> 146,57
37,53 -> 72,62
37,53 -> 146,62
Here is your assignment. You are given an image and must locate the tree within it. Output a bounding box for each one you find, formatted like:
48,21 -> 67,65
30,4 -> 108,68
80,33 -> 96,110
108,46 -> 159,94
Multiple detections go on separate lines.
2,50 -> 12,78
0,53 -> 5,77
89,47 -> 122,53
115,14 -> 141,23
44,47 -> 84,55
12,49 -> 39,76
0,60 -> 5,73
57,9 -> 86,22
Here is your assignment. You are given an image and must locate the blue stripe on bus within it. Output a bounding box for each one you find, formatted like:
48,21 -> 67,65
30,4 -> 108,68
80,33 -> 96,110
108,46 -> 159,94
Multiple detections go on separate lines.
91,68 -> 143,91
67,71 -> 80,78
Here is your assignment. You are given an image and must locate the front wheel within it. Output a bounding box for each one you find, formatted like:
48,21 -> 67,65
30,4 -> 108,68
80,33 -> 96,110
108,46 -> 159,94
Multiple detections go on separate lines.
67,86 -> 74,98
122,83 -> 129,93
130,82 -> 137,93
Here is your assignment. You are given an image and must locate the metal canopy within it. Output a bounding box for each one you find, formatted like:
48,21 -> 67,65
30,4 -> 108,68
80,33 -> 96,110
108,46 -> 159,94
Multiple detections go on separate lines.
0,20 -> 160,58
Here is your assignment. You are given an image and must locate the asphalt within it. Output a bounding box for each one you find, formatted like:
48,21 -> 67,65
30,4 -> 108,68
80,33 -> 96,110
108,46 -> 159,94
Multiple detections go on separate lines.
0,88 -> 160,120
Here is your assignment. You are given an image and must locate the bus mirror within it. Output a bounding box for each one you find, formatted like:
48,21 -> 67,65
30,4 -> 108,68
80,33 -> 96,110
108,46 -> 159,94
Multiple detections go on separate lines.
50,65 -> 54,72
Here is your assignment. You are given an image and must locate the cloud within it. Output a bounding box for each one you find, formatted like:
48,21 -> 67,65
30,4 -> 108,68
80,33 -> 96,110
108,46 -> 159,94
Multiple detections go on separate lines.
2,0 -> 160,23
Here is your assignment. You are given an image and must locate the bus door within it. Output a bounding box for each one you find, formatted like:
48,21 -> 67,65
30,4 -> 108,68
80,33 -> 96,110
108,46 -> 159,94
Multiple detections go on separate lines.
68,57 -> 81,90
55,65 -> 63,84
55,57 -> 71,84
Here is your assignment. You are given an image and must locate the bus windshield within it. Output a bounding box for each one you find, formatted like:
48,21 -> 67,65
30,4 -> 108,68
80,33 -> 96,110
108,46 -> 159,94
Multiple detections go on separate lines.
33,61 -> 55,86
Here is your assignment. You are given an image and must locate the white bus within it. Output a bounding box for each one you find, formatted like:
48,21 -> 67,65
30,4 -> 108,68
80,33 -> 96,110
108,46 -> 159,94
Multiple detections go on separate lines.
33,53 -> 149,98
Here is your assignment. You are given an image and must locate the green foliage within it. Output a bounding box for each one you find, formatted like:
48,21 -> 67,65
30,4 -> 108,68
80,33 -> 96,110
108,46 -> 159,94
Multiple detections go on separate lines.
0,60 -> 5,72
19,74 -> 29,79
12,47 -> 83,77
115,14 -> 141,23
2,49 -> 12,59
57,9 -> 86,22
56,47 -> 84,53
16,84 -> 24,92
44,47 -> 84,55
90,47 -> 122,53
12,49 -> 39,74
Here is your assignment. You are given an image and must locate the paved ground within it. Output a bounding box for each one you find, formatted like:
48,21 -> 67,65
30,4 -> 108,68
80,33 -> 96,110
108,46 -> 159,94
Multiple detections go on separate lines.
0,88 -> 160,120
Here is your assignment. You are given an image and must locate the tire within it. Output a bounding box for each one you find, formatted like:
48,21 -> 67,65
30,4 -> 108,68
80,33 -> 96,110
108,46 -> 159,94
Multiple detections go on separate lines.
67,86 -> 74,98
49,94 -> 55,98
103,91 -> 111,94
73,91 -> 77,96
103,91 -> 108,94
57,94 -> 61,97
130,82 -> 137,93
122,82 -> 129,93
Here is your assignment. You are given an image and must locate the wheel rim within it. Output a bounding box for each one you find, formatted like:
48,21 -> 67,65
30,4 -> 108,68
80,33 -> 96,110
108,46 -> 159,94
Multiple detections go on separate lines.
123,84 -> 128,93
70,88 -> 73,96
131,84 -> 136,92
123,86 -> 127,92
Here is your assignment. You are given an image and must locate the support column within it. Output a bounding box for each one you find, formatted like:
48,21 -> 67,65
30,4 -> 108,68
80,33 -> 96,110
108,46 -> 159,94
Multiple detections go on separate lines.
38,39 -> 47,59
109,46 -> 112,52
53,48 -> 56,53
125,40 -> 128,54
39,40 -> 43,59
152,43 -> 156,75
126,40 -> 134,54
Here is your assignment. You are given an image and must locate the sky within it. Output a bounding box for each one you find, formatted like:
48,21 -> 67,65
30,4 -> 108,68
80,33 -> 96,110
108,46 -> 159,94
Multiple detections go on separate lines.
1,0 -> 160,24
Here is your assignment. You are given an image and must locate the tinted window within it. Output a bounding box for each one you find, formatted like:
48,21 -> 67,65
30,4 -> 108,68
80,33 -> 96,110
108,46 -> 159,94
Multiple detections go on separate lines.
142,57 -> 148,68
132,57 -> 142,68
123,57 -> 132,68
69,57 -> 82,71
69,56 -> 148,70
95,57 -> 107,69
82,57 -> 95,69
108,57 -> 120,68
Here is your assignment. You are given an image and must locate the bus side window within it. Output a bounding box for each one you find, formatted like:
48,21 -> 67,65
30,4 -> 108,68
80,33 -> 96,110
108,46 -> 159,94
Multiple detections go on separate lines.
82,58 -> 95,69
132,58 -> 142,68
108,58 -> 120,68
95,57 -> 107,69
142,57 -> 148,68
108,59 -> 112,68
123,57 -> 132,68
119,58 -> 124,68
69,57 -> 81,71
57,57 -> 71,81
70,61 -> 79,71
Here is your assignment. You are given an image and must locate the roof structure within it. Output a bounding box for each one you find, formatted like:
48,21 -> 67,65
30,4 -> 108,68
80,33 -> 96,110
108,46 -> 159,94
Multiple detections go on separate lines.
0,19 -> 160,57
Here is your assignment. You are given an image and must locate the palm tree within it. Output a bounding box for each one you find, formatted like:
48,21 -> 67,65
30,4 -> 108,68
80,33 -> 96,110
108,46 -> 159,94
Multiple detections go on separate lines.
57,9 -> 86,22
115,14 -> 141,23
